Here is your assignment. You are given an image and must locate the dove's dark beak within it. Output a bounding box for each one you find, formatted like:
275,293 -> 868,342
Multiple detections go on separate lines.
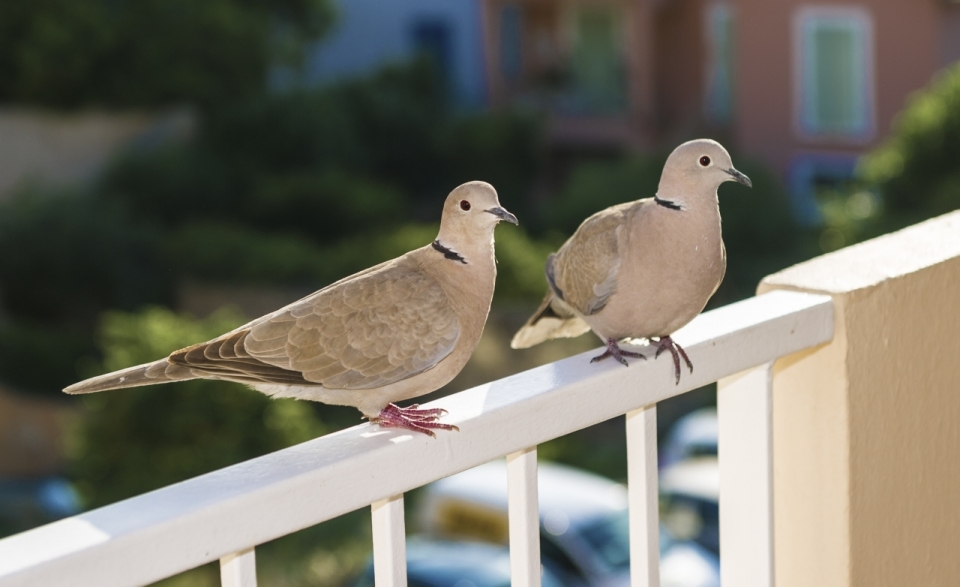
725,168 -> 752,188
486,206 -> 519,225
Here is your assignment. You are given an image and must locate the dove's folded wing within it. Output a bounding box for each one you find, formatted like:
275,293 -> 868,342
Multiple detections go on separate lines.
170,259 -> 461,390
551,203 -> 631,316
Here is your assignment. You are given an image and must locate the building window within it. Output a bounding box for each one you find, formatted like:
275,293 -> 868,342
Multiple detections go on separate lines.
411,18 -> 453,82
570,7 -> 626,114
795,7 -> 874,138
787,154 -> 858,226
705,3 -> 735,124
500,5 -> 523,81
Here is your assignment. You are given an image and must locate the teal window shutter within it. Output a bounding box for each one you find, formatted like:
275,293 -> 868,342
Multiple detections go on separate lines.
705,4 -> 735,124
571,7 -> 626,114
800,14 -> 870,136
500,5 -> 522,81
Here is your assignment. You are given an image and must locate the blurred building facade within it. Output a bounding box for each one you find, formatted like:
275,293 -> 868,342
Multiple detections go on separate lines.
480,0 -> 960,220
736,0 -> 960,223
303,0 -> 489,107
482,0 -> 657,149
5,1 -> 960,216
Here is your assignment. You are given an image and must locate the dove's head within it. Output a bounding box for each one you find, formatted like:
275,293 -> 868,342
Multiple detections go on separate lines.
437,181 -> 518,249
659,139 -> 751,204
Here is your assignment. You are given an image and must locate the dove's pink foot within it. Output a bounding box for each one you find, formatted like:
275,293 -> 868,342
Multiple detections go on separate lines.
653,336 -> 693,384
590,338 -> 646,367
372,403 -> 459,438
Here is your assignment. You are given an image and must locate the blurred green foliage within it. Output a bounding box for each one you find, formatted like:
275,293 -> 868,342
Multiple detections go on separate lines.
545,156 -> 665,234
96,61 -> 545,287
857,61 -> 960,236
163,221 -> 330,284
0,0 -> 333,108
101,62 -> 543,233
713,158 -> 819,303
0,321 -> 96,396
69,307 -> 329,508
0,189 -> 169,324
0,189 -> 170,392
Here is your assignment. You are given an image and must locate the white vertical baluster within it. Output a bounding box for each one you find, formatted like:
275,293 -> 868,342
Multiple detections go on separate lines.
371,494 -> 407,587
507,447 -> 540,587
220,547 -> 257,587
718,362 -> 774,587
626,405 -> 660,587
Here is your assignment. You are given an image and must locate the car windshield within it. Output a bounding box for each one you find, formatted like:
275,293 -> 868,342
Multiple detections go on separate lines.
576,513 -> 631,571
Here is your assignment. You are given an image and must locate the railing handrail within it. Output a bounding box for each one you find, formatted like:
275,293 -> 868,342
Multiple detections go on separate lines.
0,290 -> 834,587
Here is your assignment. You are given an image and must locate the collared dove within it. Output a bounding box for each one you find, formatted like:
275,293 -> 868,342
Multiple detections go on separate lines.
511,139 -> 750,383
64,181 -> 518,436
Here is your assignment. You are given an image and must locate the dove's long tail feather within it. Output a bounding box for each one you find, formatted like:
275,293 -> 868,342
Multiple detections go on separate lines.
63,359 -> 196,394
511,291 -> 591,349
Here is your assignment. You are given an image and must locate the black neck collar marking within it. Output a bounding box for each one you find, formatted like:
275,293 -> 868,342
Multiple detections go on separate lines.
432,240 -> 467,264
654,195 -> 684,211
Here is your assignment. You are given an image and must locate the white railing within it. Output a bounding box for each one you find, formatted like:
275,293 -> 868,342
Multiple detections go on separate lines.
0,290 -> 834,587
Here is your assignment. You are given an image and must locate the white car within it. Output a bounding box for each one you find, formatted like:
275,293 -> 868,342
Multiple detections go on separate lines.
418,460 -> 719,587
660,408 -> 718,470
352,538 -> 567,587
659,457 -> 720,556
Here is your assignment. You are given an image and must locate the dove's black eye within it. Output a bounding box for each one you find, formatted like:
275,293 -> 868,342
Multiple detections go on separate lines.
460,200 -> 471,211
699,156 -> 711,167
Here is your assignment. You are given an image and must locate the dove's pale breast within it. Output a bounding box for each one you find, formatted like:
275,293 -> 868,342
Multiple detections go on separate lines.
582,198 -> 725,341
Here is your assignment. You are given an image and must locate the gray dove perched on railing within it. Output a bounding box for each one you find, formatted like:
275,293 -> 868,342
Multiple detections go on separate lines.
65,181 -> 518,436
511,139 -> 751,383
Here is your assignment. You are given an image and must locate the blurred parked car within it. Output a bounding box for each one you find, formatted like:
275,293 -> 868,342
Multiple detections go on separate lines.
659,457 -> 719,556
659,408 -> 717,470
0,476 -> 79,534
352,538 -> 566,587
417,461 -> 719,587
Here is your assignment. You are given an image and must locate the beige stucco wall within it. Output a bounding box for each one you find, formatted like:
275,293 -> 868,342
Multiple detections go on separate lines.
759,210 -> 960,587
0,108 -> 193,199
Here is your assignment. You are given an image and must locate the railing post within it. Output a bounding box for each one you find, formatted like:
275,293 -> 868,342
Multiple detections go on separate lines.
220,547 -> 257,587
507,447 -> 540,587
371,494 -> 406,587
718,362 -> 774,587
626,405 -> 659,587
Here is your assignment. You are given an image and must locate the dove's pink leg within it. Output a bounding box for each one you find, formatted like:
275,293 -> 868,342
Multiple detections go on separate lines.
372,403 -> 459,438
590,338 -> 647,367
653,336 -> 693,384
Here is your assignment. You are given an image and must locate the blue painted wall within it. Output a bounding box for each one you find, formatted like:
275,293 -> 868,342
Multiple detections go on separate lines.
302,0 -> 487,107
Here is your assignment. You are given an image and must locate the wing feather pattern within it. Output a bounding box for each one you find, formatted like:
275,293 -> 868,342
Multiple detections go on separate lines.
511,201 -> 639,349
551,202 -> 631,316
168,258 -> 460,390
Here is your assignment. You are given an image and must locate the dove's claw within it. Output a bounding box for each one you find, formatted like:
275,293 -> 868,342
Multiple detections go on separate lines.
396,404 -> 447,418
653,336 -> 693,384
591,338 -> 646,367
677,345 -> 693,373
372,403 -> 459,437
